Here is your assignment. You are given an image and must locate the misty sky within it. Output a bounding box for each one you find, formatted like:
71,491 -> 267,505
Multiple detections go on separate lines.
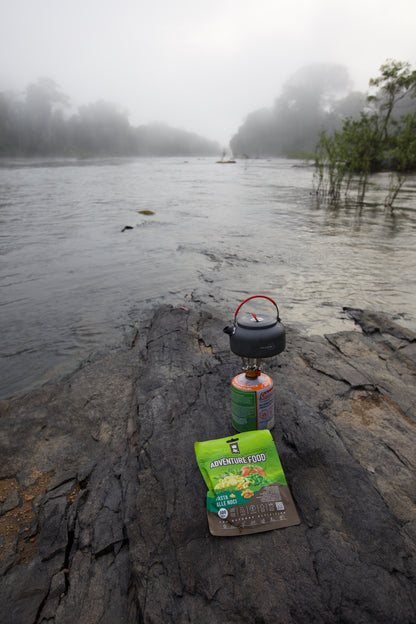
1,0 -> 415,145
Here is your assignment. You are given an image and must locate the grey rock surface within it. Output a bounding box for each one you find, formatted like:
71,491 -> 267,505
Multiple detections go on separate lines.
0,304 -> 415,623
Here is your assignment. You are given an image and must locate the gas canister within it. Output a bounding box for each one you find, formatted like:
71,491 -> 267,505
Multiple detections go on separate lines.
231,370 -> 274,432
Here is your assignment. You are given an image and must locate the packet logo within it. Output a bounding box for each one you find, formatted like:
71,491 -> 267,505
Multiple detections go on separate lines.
226,438 -> 240,454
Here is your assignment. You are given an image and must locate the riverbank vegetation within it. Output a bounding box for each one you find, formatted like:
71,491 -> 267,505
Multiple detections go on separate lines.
230,60 -> 416,211
314,60 -> 416,209
0,78 -> 220,157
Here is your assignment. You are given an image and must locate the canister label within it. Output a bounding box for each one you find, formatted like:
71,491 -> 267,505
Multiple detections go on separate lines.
231,373 -> 274,431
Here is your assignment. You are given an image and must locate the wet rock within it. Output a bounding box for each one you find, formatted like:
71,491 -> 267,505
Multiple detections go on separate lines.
0,305 -> 415,623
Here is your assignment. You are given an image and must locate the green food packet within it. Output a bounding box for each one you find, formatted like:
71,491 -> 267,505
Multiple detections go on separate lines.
195,430 -> 300,536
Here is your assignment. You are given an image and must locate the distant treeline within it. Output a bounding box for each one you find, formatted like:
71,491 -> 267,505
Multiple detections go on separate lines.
230,62 -> 416,159
0,78 -> 220,157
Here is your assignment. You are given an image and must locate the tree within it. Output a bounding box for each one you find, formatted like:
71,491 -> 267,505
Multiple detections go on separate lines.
314,60 -> 416,209
22,78 -> 70,154
231,63 -> 361,157
230,108 -> 277,157
70,100 -> 135,156
368,60 -> 416,141
0,91 -> 22,154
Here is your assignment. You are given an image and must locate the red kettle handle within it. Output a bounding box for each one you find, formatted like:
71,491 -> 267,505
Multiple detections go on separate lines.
234,295 -> 280,322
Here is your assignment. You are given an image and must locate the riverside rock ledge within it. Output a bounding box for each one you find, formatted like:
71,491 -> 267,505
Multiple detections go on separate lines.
0,304 -> 415,623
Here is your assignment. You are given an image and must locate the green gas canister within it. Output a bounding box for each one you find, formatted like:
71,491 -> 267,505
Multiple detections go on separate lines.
231,370 -> 274,432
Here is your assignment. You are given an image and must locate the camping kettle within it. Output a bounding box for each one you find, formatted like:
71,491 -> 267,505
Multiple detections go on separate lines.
223,295 -> 286,359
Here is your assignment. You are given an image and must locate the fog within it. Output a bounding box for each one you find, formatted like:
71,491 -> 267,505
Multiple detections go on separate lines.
1,0 -> 415,146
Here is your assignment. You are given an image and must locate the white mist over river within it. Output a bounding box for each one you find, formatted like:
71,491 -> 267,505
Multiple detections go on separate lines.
1,157 -> 416,399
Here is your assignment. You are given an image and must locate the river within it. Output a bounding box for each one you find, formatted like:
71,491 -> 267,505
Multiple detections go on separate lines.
1,156 -> 415,399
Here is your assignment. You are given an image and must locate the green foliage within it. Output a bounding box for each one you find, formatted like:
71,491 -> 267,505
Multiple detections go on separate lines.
392,110 -> 416,171
369,60 -> 416,141
314,60 -> 416,210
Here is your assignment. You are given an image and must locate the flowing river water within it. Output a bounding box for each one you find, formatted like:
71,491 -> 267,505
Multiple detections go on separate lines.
1,156 -> 416,399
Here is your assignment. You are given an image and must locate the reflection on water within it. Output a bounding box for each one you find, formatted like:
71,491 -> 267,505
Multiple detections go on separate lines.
0,157 -> 415,398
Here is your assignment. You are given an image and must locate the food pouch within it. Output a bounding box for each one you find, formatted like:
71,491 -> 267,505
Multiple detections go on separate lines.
195,430 -> 300,536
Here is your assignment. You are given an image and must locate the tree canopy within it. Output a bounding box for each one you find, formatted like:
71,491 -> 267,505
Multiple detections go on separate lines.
0,78 -> 220,157
230,63 -> 363,158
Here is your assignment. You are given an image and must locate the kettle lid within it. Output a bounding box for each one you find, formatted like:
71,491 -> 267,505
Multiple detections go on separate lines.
237,312 -> 276,329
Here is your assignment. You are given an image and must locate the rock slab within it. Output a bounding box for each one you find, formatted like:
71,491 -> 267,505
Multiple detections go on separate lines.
0,305 -> 415,623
